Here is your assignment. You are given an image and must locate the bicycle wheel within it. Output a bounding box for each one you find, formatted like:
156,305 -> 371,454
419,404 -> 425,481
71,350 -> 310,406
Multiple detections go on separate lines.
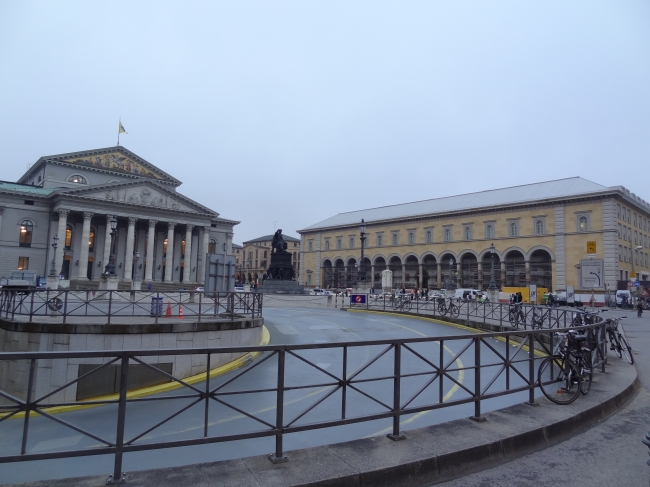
508,311 -> 518,329
609,332 -> 622,359
579,351 -> 592,395
538,356 -> 581,405
450,304 -> 460,318
619,335 -> 634,365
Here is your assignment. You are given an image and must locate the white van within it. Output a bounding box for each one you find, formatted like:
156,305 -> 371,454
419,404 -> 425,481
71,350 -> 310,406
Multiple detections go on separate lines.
453,289 -> 483,301
616,290 -> 632,307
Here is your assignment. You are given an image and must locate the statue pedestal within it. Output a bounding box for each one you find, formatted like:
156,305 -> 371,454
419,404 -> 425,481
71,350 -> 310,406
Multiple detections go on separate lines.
99,275 -> 119,291
46,276 -> 59,290
131,280 -> 142,291
264,250 -> 304,294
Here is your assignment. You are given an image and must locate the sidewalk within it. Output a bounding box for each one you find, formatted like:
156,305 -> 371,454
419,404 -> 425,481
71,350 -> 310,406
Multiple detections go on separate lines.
436,308 -> 650,487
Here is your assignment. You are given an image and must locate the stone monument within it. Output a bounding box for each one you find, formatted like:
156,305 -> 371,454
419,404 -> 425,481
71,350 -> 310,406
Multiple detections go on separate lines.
262,229 -> 305,294
382,269 -> 393,293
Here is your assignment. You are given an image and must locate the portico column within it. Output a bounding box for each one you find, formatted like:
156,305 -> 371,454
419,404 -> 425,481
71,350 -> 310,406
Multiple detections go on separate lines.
198,226 -> 210,284
477,262 -> 483,289
145,220 -> 157,281
418,263 -> 423,288
55,209 -> 69,275
77,212 -> 93,280
500,261 -> 506,287
436,263 -> 442,289
401,264 -> 406,289
370,265 -> 375,288
525,260 -> 531,287
102,215 -> 113,274
123,217 -> 138,281
183,224 -> 194,283
164,222 -> 176,282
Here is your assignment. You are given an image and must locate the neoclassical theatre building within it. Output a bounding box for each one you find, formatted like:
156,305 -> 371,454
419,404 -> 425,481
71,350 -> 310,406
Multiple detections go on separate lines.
0,146 -> 237,286
298,177 -> 650,292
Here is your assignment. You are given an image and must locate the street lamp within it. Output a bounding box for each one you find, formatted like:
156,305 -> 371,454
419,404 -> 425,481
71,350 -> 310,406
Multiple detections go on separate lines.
357,219 -> 367,285
488,243 -> 497,291
49,235 -> 59,277
447,258 -> 455,291
134,250 -> 141,281
103,215 -> 118,276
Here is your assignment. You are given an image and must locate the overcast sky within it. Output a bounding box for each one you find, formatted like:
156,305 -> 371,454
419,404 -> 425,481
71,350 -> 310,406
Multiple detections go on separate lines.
1,1 -> 649,243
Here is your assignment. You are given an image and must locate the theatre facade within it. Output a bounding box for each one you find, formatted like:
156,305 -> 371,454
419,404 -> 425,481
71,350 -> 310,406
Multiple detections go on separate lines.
297,177 -> 650,293
0,146 -> 237,286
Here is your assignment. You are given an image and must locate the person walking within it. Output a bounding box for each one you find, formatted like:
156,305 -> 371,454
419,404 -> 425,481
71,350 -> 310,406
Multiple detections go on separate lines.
637,300 -> 644,318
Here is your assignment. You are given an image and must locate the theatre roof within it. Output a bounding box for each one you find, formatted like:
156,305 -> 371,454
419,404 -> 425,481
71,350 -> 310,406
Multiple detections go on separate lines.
299,177 -> 617,232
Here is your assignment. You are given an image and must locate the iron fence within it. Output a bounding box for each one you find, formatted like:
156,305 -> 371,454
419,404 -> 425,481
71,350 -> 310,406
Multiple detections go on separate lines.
0,302 -> 607,483
0,290 -> 263,323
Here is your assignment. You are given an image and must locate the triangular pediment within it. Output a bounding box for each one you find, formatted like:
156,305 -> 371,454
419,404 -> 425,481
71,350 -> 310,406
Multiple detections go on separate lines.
21,146 -> 181,185
59,181 -> 217,216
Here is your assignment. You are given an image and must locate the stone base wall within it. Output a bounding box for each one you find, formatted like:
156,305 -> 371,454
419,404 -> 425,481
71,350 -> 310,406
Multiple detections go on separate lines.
0,319 -> 263,407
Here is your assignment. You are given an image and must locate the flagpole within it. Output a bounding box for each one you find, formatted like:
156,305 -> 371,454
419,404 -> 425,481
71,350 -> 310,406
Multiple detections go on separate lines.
117,117 -> 121,146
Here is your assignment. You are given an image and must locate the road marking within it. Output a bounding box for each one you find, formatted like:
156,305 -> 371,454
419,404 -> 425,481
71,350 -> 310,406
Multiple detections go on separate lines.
30,435 -> 81,453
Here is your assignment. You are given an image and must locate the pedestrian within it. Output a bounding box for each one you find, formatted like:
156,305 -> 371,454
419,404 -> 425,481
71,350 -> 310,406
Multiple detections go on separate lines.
637,301 -> 644,318
147,282 -> 152,292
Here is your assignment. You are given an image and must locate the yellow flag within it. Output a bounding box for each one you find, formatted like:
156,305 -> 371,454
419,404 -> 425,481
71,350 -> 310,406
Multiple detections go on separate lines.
119,121 -> 127,134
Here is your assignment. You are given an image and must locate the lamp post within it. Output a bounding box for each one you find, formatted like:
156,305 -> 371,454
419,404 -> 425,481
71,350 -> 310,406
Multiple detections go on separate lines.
134,250 -> 141,281
358,219 -> 367,285
50,235 -> 59,277
447,258 -> 455,291
488,243 -> 497,291
103,215 -> 118,276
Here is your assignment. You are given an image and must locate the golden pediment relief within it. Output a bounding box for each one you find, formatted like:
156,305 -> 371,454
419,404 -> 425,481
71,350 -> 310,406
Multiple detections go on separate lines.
63,152 -> 163,179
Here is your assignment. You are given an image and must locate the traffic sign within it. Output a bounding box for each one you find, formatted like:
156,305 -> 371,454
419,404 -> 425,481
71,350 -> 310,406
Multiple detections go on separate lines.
580,259 -> 603,289
350,294 -> 366,304
587,241 -> 597,254
634,281 -> 640,288
630,271 -> 636,278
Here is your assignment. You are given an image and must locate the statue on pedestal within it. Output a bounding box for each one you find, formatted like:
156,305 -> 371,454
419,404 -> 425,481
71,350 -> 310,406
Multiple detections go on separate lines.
272,229 -> 287,253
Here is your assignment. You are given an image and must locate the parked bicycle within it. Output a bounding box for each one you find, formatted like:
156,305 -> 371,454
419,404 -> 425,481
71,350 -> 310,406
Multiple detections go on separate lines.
604,316 -> 634,365
508,303 -> 526,328
393,296 -> 413,312
538,330 -> 595,404
438,298 -> 460,318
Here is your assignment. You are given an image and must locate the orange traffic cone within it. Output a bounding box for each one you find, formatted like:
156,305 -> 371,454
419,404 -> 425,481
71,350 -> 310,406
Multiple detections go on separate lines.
165,301 -> 172,318
178,304 -> 184,319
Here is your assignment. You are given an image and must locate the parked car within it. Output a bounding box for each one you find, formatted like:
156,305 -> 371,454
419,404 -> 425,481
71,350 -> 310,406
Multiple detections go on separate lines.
194,286 -> 205,292
234,284 -> 245,292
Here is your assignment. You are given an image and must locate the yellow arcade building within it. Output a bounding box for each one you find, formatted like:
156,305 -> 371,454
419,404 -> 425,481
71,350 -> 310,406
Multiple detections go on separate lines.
297,177 -> 650,293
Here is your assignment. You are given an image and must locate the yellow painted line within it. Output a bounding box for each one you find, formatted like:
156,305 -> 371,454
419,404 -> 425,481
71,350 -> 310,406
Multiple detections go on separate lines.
1,326 -> 271,419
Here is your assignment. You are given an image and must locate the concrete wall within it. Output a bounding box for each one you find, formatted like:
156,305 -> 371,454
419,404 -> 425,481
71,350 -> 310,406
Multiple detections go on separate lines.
0,323 -> 262,407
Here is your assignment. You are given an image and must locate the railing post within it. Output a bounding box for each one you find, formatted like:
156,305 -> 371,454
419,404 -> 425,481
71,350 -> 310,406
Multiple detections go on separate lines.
198,292 -> 202,323
20,359 -> 37,455
526,332 -> 536,405
155,292 -> 160,325
62,291 -> 69,324
341,346 -> 347,419
108,354 -> 129,484
269,347 -> 288,463
600,321 -> 607,372
29,291 -> 34,323
387,342 -> 406,440
107,291 -> 113,325
470,338 -> 486,421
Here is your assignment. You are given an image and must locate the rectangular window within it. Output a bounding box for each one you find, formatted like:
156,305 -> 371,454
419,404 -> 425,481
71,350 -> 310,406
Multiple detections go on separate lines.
634,213 -> 637,226
425,230 -> 432,243
336,238 -> 341,250
624,246 -> 628,262
308,241 -> 313,251
17,256 -> 29,270
307,274 -> 312,285
377,235 -> 383,246
392,233 -> 398,245
617,204 -> 621,218
408,232 -> 415,244
325,239 -> 330,250
628,209 -> 631,223
349,237 -> 354,248
618,224 -> 622,238
619,245 -> 622,261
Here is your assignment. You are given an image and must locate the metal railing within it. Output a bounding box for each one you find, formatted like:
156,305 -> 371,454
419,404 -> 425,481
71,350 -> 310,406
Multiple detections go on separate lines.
0,290 -> 263,323
0,309 -> 607,482
359,295 -> 596,329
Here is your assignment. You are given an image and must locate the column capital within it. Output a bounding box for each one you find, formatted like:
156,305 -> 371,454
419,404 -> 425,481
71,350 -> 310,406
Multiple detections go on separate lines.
58,209 -> 70,218
186,224 -> 195,232
226,232 -> 233,239
168,222 -> 176,230
83,212 -> 94,221
128,217 -> 138,225
204,226 -> 211,232
149,220 -> 158,228
105,214 -> 114,223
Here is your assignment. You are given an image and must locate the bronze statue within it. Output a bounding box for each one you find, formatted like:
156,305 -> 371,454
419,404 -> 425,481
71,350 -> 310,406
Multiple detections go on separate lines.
272,229 -> 287,252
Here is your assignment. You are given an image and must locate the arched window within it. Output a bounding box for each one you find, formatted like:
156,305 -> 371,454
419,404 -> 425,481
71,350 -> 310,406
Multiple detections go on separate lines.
19,220 -> 33,247
464,227 -> 472,240
444,228 -> 451,242
408,232 -> 415,244
67,174 -> 87,184
509,222 -> 518,237
486,225 -> 494,239
208,239 -> 217,254
65,224 -> 73,249
425,230 -> 432,243
578,216 -> 588,232
88,228 -> 96,252
535,220 -> 544,235
163,238 -> 168,256
377,235 -> 382,246
392,233 -> 398,245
